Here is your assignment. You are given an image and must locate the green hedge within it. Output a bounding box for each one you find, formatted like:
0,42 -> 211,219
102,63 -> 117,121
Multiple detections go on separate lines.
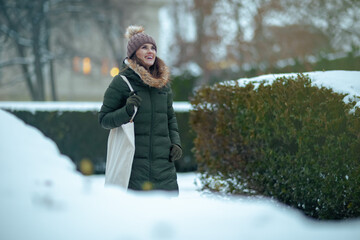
6,109 -> 196,174
190,74 -> 360,220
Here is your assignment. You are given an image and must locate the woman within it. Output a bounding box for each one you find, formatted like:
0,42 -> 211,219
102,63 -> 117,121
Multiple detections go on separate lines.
99,26 -> 182,194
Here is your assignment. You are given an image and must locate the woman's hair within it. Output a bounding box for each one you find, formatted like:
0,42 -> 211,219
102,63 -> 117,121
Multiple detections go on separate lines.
118,52 -> 163,78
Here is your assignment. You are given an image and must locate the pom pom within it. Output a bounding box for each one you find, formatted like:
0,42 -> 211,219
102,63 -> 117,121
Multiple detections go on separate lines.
125,25 -> 145,39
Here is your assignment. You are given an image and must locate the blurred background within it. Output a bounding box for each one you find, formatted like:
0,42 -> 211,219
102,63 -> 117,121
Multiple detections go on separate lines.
1,0 -> 359,174
1,0 -> 359,102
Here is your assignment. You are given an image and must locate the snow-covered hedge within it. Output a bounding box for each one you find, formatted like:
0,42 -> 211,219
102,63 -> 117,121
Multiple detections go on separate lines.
190,73 -> 360,220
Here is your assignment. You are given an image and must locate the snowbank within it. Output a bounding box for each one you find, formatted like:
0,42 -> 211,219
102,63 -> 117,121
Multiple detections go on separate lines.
1,108 -> 360,240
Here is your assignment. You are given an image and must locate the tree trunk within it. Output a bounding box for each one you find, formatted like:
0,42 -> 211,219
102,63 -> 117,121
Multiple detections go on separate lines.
0,0 -> 38,100
33,23 -> 45,101
17,46 -> 39,100
32,1 -> 46,101
46,17 -> 57,101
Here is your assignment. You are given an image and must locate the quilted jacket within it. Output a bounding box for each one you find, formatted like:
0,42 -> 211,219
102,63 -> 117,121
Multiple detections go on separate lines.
99,58 -> 181,192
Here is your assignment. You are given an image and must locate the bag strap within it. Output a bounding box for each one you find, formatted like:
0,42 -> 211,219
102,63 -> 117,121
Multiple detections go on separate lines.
120,75 -> 138,122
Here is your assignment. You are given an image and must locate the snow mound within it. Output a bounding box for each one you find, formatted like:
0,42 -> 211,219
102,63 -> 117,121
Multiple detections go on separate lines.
1,103 -> 360,239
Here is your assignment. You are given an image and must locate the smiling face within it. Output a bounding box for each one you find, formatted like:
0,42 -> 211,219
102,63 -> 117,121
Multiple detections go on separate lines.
135,43 -> 157,69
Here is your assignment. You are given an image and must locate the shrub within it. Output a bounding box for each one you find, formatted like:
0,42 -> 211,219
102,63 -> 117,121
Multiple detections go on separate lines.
6,110 -> 196,174
171,71 -> 198,101
7,110 -> 109,173
190,74 -> 360,220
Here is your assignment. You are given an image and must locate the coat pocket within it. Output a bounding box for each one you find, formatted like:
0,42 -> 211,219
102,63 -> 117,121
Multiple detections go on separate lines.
155,90 -> 168,112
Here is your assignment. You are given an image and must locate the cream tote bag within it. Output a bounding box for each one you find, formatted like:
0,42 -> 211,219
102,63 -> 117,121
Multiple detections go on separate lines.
105,75 -> 138,189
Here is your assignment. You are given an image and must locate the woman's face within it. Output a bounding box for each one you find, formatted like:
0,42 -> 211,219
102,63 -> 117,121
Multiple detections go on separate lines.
135,43 -> 156,68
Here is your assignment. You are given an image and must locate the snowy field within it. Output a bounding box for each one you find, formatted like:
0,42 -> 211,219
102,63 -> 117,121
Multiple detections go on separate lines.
1,70 -> 360,239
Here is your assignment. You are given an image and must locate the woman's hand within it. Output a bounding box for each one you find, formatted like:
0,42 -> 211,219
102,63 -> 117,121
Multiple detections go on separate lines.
126,91 -> 142,115
170,144 -> 182,162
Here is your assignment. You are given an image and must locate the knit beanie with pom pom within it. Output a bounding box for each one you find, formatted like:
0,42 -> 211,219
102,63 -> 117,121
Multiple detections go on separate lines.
125,25 -> 157,58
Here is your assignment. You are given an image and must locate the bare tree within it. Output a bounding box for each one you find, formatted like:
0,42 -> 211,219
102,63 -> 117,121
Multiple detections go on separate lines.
0,0 -> 125,101
282,0 -> 360,52
169,0 -> 220,86
168,0 -> 360,85
1,0 -> 39,100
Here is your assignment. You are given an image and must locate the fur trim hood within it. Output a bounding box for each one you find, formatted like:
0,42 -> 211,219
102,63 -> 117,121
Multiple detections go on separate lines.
125,57 -> 170,88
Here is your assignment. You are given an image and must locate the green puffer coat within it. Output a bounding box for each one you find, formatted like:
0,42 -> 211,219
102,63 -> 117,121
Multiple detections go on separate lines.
99,58 -> 181,193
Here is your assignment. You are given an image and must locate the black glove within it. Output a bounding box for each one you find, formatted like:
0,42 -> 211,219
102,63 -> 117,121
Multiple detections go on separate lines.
170,144 -> 182,162
126,92 -> 142,115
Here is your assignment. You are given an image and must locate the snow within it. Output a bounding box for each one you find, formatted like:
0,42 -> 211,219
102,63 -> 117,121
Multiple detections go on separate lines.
236,70 -> 360,96
1,71 -> 360,239
0,101 -> 102,113
235,70 -> 360,107
0,101 -> 192,113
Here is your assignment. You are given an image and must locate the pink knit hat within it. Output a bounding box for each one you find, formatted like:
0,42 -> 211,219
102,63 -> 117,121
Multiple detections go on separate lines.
125,26 -> 157,58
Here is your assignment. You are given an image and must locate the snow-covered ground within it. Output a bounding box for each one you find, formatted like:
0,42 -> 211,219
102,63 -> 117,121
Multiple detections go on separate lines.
1,71 -> 360,240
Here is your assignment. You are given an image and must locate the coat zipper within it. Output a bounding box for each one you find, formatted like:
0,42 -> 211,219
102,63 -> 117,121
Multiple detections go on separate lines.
149,87 -> 153,183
